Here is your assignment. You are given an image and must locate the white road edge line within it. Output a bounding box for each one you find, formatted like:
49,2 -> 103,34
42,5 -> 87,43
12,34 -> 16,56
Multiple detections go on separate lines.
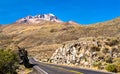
30,57 -> 48,74
34,66 -> 48,74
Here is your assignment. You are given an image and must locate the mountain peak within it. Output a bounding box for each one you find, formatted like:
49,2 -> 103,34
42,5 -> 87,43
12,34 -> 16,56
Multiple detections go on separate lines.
48,13 -> 55,16
16,13 -> 63,24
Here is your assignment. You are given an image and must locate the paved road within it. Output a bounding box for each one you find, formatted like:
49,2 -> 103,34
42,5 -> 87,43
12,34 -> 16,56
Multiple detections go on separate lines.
29,58 -> 113,74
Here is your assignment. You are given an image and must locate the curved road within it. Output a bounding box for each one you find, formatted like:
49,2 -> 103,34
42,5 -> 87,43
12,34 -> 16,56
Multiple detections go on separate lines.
29,58 -> 113,74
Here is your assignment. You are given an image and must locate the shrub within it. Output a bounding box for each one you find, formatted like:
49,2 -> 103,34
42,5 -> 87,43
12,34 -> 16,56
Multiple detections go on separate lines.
105,39 -> 119,46
105,56 -> 112,63
91,46 -> 100,52
0,49 -> 18,74
116,65 -> 120,72
105,64 -> 117,72
102,48 -> 109,54
92,62 -> 101,69
113,58 -> 120,72
50,29 -> 58,32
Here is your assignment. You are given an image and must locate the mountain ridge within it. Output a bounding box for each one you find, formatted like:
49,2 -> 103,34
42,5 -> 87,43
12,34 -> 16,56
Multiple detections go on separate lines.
15,13 -> 63,24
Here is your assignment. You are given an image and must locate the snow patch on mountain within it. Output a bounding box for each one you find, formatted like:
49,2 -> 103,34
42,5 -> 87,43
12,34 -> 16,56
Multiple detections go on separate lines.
16,13 -> 63,24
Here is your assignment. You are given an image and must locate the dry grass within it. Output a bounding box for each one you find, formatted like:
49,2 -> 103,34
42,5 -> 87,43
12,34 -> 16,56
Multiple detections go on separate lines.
28,44 -> 62,59
17,65 -> 32,74
0,17 -> 120,59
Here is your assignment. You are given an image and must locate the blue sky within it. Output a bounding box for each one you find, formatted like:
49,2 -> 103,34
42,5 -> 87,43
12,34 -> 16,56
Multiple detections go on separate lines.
0,0 -> 120,24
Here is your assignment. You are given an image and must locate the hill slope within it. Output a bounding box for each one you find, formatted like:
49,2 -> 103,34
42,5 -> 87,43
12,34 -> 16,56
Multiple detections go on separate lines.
0,17 -> 120,60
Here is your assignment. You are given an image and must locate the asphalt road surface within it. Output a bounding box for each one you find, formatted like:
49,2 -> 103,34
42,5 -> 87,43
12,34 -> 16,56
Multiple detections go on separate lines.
29,58 -> 113,74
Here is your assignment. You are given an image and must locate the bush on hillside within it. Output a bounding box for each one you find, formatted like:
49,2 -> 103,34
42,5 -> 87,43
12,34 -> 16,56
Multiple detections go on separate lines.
105,64 -> 117,72
105,39 -> 119,46
90,46 -> 100,52
116,64 -> 120,72
102,48 -> 109,54
113,58 -> 120,72
0,49 -> 18,74
105,57 -> 113,63
92,62 -> 101,69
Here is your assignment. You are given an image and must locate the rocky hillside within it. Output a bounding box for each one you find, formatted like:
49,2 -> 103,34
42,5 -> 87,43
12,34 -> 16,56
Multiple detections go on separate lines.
0,16 -> 120,60
50,37 -> 120,71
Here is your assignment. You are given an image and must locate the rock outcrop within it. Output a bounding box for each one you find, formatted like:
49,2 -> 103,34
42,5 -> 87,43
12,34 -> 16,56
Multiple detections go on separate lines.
50,37 -> 120,69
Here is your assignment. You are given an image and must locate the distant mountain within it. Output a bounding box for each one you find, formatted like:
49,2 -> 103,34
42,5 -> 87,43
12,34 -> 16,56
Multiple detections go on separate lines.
16,13 -> 63,24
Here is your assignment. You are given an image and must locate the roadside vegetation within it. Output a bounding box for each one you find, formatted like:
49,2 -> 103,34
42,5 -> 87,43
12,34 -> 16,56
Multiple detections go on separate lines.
0,49 -> 18,74
105,58 -> 120,72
